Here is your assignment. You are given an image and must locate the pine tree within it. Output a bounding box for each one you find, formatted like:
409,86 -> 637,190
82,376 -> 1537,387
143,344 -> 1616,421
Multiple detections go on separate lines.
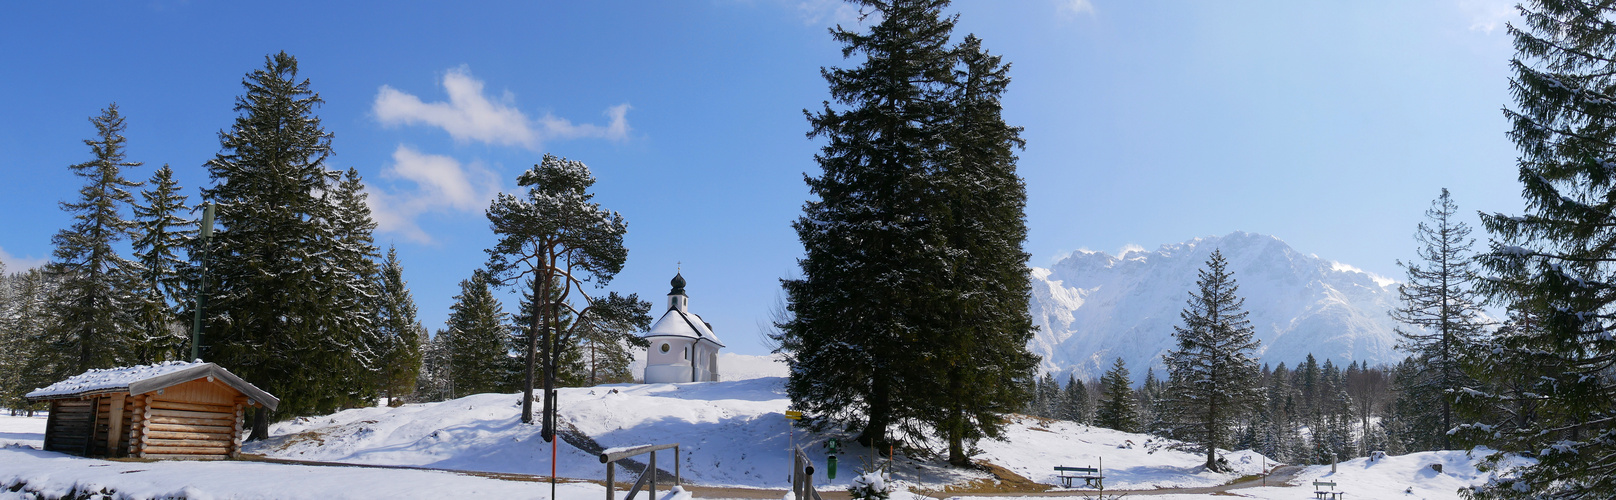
923,32 -> 1040,466
1059,374 -> 1090,424
1095,357 -> 1140,433
1,268 -> 62,414
484,154 -> 651,439
326,167 -> 386,403
445,271 -> 514,398
1161,250 -> 1264,472
201,52 -> 377,428
1466,4 -> 1616,495
376,247 -> 424,403
46,104 -> 145,374
779,0 -> 962,452
129,165 -> 193,364
414,328 -> 453,403
1389,188 -> 1487,450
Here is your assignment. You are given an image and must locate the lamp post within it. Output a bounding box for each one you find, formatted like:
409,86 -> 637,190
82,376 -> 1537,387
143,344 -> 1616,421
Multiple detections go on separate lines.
191,202 -> 215,362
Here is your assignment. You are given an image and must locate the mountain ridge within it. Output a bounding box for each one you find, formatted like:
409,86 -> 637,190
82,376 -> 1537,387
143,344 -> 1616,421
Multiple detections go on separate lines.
1029,231 -> 1404,382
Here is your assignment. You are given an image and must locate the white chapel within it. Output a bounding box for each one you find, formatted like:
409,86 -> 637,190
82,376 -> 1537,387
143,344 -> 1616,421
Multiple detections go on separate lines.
643,273 -> 725,383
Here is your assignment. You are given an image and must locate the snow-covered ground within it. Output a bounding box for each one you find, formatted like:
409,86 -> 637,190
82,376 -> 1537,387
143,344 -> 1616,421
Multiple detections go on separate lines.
0,411 -> 47,449
243,377 -> 1271,491
0,379 -> 1530,499
978,416 -> 1269,489
954,448 -> 1533,500
0,444 -> 609,499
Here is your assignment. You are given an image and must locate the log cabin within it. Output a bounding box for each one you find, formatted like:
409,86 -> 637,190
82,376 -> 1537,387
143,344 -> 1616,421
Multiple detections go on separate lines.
25,361 -> 278,460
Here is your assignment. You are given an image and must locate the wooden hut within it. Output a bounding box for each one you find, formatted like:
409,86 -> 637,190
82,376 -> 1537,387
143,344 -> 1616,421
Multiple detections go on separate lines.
25,361 -> 278,460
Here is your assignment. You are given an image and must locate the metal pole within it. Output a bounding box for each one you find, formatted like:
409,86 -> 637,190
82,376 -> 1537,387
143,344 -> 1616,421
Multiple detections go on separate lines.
650,449 -> 658,500
190,202 -> 214,362
606,462 -> 615,500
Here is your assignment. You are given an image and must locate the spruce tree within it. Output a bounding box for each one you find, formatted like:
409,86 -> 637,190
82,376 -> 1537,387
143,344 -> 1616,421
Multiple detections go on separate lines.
1467,4 -> 1616,495
445,271 -> 513,398
924,32 -> 1040,466
47,104 -> 145,374
779,0 -> 961,452
1162,249 -> 1264,472
129,165 -> 193,364
484,154 -> 650,438
376,247 -> 424,403
1059,374 -> 1090,424
1389,188 -> 1487,450
201,52 -> 378,426
1095,357 -> 1140,432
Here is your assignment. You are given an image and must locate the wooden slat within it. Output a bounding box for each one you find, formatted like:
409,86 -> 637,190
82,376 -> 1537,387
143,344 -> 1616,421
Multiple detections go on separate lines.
145,437 -> 231,448
141,445 -> 230,455
148,415 -> 234,427
140,449 -> 229,456
149,400 -> 234,413
145,422 -> 235,434
145,430 -> 235,441
149,408 -> 233,420
54,399 -> 94,408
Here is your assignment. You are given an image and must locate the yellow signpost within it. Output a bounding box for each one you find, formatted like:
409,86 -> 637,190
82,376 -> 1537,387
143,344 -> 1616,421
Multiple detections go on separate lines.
785,410 -> 803,420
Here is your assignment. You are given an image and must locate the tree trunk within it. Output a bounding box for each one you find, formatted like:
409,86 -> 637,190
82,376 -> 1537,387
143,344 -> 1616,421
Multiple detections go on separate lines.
523,276 -> 542,425
859,375 -> 891,452
249,407 -> 269,441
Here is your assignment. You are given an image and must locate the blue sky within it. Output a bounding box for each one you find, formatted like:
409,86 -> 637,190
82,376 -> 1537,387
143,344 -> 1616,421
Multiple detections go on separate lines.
1,1 -> 1523,356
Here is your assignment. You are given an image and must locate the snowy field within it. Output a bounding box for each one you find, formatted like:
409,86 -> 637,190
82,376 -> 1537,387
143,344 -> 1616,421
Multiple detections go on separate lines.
0,375 -> 1530,500
243,376 -> 1277,491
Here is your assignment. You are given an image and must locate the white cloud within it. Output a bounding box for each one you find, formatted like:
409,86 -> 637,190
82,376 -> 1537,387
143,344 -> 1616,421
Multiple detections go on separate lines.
365,145 -> 502,244
795,0 -> 866,26
374,67 -> 631,149
1456,0 -> 1516,34
0,246 -> 47,272
1058,0 -> 1095,17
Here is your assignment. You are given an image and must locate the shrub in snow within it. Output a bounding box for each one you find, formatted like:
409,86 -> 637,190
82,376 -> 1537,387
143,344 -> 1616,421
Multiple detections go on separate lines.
848,471 -> 892,500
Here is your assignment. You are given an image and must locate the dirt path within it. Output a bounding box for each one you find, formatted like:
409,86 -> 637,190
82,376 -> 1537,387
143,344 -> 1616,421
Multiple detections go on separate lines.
935,465 -> 1305,497
234,453 -> 1303,499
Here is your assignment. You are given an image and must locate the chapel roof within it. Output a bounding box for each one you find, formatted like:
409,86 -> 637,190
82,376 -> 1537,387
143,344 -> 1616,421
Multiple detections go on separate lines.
645,308 -> 725,347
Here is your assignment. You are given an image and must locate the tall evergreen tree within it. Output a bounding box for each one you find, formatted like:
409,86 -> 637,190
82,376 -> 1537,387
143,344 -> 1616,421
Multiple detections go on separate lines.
1095,357 -> 1140,432
46,104 -> 144,374
445,271 -> 513,398
1390,188 -> 1487,450
129,165 -> 193,363
923,32 -> 1039,466
202,52 -> 378,428
1467,2 -> 1616,496
779,0 -> 961,452
376,247 -> 424,403
483,154 -> 650,440
1162,250 -> 1264,472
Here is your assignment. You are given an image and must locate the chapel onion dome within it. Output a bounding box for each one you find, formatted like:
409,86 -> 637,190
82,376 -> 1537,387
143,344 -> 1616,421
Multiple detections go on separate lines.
670,272 -> 686,296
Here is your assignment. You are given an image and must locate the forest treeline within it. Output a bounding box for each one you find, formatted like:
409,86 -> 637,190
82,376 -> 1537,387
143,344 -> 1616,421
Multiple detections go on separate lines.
0,53 -> 644,435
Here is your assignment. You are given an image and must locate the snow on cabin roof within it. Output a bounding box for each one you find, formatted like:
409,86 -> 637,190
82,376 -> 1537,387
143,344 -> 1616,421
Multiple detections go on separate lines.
26,360 -> 279,410
644,309 -> 725,347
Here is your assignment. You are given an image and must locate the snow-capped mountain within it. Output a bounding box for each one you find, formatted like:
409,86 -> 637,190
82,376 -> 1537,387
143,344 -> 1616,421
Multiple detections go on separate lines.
1030,231 -> 1403,382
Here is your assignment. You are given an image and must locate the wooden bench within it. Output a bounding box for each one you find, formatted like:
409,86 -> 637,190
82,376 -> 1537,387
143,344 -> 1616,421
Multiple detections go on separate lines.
1313,480 -> 1345,499
1053,466 -> 1103,489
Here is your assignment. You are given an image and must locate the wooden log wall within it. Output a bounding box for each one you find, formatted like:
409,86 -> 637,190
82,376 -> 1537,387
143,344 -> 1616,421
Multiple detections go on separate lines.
42,399 -> 94,454
134,378 -> 244,459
